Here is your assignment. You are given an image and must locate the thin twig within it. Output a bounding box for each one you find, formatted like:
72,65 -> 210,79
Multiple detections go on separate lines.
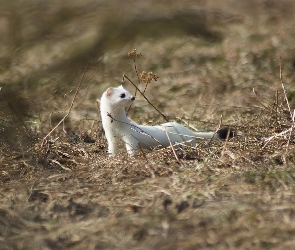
209,114 -> 222,145
220,127 -> 231,160
262,127 -> 292,149
275,90 -> 278,124
137,142 -> 148,161
143,81 -> 149,95
107,112 -> 165,147
175,116 -> 203,133
280,57 -> 292,117
40,64 -> 89,147
134,58 -> 141,89
126,58 -> 142,114
253,88 -> 272,111
50,159 -> 72,172
194,103 -> 264,110
284,109 -> 295,165
279,57 -> 293,165
164,128 -> 180,163
123,74 -> 169,122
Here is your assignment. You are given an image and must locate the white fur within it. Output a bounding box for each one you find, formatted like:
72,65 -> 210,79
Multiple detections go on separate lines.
100,85 -> 217,156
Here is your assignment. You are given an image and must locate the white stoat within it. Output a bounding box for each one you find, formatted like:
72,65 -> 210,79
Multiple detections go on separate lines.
100,85 -> 230,156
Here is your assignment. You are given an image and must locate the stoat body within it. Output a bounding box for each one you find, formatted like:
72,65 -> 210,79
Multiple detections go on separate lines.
100,85 -> 223,156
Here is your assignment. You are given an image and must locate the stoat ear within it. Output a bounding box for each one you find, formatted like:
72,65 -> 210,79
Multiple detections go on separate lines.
106,88 -> 113,97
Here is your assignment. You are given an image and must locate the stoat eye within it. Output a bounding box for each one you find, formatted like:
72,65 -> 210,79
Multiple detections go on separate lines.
120,93 -> 126,98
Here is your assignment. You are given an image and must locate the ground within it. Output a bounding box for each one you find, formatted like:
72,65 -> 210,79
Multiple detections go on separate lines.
1,0 -> 295,249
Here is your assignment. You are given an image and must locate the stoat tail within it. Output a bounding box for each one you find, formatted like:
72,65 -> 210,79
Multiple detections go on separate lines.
193,131 -> 216,139
192,127 -> 234,140
162,122 -> 234,140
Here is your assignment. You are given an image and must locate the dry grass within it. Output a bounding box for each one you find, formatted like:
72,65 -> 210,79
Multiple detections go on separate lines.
1,0 -> 295,249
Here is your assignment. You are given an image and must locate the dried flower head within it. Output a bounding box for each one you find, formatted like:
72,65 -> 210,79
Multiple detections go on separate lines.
140,71 -> 159,84
128,49 -> 142,59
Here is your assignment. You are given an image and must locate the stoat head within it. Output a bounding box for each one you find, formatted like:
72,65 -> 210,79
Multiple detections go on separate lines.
102,85 -> 135,109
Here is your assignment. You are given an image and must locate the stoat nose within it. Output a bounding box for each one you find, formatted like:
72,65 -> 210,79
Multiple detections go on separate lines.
131,96 -> 135,101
